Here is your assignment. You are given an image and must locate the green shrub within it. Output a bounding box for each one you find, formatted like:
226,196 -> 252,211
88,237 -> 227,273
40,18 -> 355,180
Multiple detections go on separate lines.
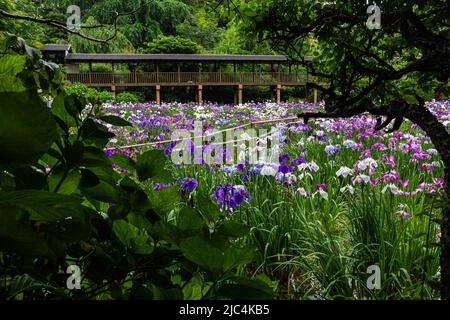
145,35 -> 201,54
65,82 -> 113,104
115,92 -> 141,104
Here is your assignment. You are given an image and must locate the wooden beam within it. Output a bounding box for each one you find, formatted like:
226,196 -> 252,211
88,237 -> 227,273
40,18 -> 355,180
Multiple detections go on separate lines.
238,84 -> 243,105
156,63 -> 160,83
88,62 -> 92,84
156,84 -> 161,105
198,84 -> 203,105
276,83 -> 281,103
252,63 -> 255,82
313,81 -> 318,105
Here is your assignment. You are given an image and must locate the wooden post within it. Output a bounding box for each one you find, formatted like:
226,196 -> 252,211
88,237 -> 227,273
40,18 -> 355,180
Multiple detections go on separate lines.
313,81 -> 318,105
276,83 -> 281,103
111,85 -> 116,98
277,63 -> 281,82
177,63 -> 181,83
238,84 -> 243,105
156,63 -> 160,83
156,85 -> 161,105
252,63 -> 255,83
88,62 -> 93,84
198,84 -> 203,105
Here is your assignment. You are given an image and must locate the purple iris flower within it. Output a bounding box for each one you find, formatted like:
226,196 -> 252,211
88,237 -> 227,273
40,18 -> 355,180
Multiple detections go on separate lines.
154,183 -> 171,191
316,184 -> 329,191
179,178 -> 198,192
211,184 -> 252,211
278,153 -> 291,164
163,147 -> 172,156
292,156 -> 307,166
278,163 -> 294,174
104,149 -> 115,157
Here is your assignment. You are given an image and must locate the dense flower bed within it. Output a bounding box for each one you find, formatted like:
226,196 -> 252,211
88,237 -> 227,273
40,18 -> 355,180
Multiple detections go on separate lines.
104,100 -> 449,213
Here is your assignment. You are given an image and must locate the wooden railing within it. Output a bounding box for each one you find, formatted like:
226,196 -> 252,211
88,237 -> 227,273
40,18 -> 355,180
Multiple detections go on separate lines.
65,72 -> 308,86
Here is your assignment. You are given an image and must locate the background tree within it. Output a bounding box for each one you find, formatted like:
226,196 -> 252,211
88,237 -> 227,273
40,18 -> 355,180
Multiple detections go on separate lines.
144,35 -> 201,54
176,9 -> 225,50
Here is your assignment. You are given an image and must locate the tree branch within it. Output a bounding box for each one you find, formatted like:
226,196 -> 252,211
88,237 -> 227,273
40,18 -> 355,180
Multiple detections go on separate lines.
0,9 -> 119,44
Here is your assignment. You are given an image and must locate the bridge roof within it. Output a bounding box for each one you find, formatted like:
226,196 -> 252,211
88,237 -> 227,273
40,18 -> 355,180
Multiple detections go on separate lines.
41,44 -> 72,52
64,53 -> 288,64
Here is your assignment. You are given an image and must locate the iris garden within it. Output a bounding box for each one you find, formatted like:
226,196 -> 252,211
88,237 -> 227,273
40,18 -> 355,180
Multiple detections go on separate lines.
102,99 -> 450,299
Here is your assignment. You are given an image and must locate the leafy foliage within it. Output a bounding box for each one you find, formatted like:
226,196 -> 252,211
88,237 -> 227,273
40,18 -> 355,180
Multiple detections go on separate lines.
64,82 -> 113,105
145,35 -> 201,54
114,92 -> 141,104
0,36 -> 273,300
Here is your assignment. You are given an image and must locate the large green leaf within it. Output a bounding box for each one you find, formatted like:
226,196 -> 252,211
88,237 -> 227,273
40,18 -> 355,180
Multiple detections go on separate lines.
8,274 -> 58,300
148,186 -> 180,215
196,196 -> 221,222
178,207 -> 204,231
100,115 -> 132,127
180,236 -> 255,277
0,190 -> 86,223
0,207 -> 50,257
0,91 -> 58,165
51,93 -> 77,128
127,212 -> 152,234
0,54 -> 26,92
80,118 -> 114,148
112,219 -> 153,254
48,169 -> 81,194
136,150 -> 173,183
110,153 -> 136,172
81,180 -> 120,203
180,236 -> 225,276
130,234 -> 154,255
216,221 -> 250,238
113,219 -> 137,249
223,245 -> 255,271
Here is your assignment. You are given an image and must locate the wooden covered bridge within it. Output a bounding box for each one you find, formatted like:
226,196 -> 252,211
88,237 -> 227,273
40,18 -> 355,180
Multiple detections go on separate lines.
41,44 -> 317,104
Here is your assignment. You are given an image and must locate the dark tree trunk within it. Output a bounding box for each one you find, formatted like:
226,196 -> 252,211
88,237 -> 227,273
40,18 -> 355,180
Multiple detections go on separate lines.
402,103 -> 450,300
442,208 -> 450,299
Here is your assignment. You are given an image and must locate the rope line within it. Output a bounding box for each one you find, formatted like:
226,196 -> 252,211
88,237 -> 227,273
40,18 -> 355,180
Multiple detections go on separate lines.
105,116 -> 300,151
